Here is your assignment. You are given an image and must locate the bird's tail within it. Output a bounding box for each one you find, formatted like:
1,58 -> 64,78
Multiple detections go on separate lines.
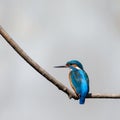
79,96 -> 85,104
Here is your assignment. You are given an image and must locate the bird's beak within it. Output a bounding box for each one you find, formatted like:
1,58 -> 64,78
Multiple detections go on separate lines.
54,65 -> 67,68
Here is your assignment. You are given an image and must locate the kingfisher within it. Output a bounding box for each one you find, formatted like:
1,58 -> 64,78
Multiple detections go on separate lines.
54,60 -> 89,104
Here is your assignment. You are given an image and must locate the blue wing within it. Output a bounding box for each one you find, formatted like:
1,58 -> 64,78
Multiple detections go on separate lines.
69,69 -> 89,104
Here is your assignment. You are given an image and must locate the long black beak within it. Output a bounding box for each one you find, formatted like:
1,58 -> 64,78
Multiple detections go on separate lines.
54,65 -> 67,68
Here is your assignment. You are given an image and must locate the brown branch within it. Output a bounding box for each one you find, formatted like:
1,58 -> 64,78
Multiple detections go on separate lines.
0,25 -> 120,100
87,93 -> 120,99
0,25 -> 78,100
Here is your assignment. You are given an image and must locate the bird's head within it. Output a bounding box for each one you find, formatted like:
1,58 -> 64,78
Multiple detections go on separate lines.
54,60 -> 84,70
66,60 -> 83,70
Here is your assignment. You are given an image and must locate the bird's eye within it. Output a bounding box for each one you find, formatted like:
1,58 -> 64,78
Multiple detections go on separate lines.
66,63 -> 73,66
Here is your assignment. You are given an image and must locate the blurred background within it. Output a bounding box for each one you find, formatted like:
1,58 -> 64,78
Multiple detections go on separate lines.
1,0 -> 120,120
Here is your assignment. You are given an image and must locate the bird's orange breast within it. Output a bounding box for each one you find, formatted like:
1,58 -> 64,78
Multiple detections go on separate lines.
68,71 -> 77,94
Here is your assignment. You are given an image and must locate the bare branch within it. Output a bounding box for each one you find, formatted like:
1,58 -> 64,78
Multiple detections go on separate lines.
0,25 -> 78,100
87,93 -> 120,99
0,25 -> 120,100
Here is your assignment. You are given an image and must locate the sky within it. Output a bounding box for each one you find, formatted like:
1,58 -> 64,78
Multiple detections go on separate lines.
1,0 -> 120,120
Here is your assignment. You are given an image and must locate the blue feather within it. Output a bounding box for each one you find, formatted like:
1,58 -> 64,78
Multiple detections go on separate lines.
68,60 -> 89,104
55,60 -> 89,104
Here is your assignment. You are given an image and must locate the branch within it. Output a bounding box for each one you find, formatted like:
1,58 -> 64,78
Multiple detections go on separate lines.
0,25 -> 78,100
0,25 -> 120,100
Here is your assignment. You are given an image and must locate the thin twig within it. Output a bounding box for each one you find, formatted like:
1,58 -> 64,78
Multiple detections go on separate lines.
87,93 -> 120,99
0,25 -> 120,100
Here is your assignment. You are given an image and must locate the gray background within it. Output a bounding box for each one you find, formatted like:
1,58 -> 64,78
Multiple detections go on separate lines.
1,0 -> 120,120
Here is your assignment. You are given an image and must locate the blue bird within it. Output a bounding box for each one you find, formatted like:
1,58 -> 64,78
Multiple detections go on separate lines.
54,60 -> 89,104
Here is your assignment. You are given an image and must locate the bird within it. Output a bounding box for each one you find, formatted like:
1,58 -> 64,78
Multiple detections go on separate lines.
54,60 -> 89,104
